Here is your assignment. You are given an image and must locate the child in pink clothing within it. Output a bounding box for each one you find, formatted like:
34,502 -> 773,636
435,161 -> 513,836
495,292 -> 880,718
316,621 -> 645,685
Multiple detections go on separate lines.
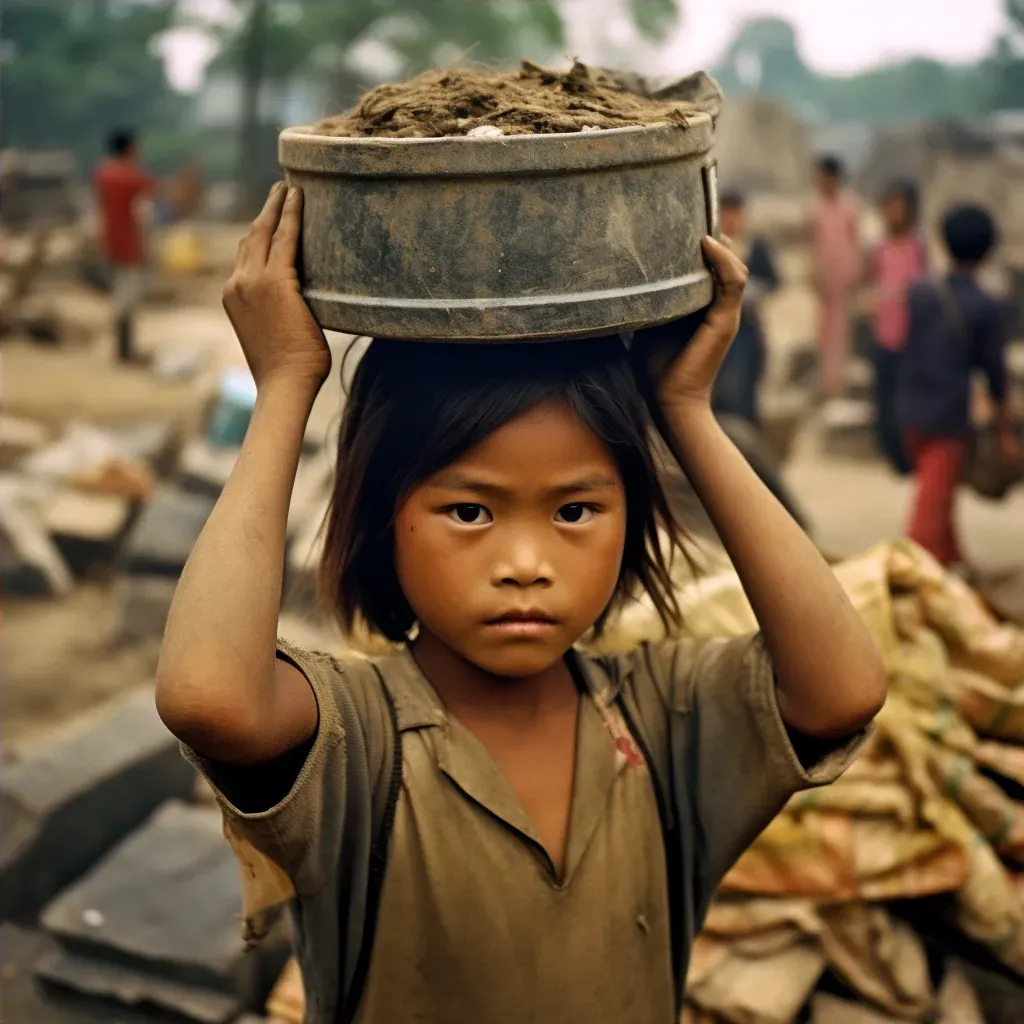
811,156 -> 862,399
868,180 -> 927,474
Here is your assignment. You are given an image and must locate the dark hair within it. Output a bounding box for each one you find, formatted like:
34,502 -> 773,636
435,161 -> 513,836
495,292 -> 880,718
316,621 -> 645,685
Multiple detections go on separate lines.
319,336 -> 686,642
942,204 -> 997,264
720,187 -> 746,210
818,155 -> 844,179
107,128 -> 136,156
881,178 -> 919,225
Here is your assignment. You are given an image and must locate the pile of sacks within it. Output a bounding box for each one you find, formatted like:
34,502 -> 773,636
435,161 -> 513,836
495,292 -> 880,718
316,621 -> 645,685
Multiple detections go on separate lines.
598,540 -> 1024,1022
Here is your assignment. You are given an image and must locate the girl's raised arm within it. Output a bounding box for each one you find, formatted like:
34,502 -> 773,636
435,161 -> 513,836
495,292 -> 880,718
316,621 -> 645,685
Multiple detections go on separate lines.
156,184 -> 329,764
640,237 -> 887,739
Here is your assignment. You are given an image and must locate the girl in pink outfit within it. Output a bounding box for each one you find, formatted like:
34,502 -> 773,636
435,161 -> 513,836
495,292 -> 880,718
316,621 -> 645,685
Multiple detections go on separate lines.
811,156 -> 863,399
867,180 -> 927,474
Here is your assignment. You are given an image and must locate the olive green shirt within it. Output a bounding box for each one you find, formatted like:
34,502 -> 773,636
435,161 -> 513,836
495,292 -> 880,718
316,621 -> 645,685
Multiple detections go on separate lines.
185,634 -> 867,1024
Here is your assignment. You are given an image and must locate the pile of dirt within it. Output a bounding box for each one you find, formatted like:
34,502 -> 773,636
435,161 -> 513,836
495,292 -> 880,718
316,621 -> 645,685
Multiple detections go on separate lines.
314,60 -> 699,139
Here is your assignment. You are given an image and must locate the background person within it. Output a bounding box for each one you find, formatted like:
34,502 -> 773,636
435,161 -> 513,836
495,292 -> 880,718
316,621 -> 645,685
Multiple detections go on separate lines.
811,155 -> 863,400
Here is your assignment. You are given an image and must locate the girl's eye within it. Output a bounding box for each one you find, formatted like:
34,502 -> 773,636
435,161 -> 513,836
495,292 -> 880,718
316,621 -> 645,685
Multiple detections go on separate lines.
445,503 -> 493,525
555,503 -> 596,524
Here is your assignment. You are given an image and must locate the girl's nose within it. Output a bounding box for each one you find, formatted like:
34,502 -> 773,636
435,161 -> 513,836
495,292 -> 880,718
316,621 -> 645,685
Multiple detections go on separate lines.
494,537 -> 553,587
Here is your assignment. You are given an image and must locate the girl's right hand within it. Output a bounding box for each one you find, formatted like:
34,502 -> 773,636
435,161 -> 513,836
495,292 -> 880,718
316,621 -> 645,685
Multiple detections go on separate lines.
222,181 -> 331,391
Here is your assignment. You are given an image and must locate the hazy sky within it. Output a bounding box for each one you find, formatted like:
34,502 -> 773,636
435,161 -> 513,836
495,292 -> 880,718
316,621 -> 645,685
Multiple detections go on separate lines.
656,0 -> 1006,75
162,0 -> 1008,91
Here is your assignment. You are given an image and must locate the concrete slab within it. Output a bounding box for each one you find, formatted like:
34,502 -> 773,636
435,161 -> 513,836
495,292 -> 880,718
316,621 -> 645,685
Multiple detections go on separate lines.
39,802 -> 257,1007
0,923 -> 175,1024
0,688 -> 194,920
34,948 -> 239,1024
45,490 -> 132,576
122,486 -> 216,577
115,575 -> 181,645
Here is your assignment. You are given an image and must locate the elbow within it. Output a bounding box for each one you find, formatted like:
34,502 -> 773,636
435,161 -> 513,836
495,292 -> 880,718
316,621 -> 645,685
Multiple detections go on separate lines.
155,664 -> 262,756
849,661 -> 888,730
779,652 -> 888,738
834,653 -> 888,735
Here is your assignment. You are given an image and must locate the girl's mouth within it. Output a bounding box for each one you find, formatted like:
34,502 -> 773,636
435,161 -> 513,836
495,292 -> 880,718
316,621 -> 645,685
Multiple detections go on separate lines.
484,610 -> 558,637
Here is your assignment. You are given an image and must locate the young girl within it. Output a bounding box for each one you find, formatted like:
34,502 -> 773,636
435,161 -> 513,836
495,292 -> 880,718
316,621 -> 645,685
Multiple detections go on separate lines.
868,180 -> 927,475
156,182 -> 886,1023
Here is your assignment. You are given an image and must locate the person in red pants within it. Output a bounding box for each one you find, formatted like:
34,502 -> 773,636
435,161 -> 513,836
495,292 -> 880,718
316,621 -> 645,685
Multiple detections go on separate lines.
897,205 -> 1018,569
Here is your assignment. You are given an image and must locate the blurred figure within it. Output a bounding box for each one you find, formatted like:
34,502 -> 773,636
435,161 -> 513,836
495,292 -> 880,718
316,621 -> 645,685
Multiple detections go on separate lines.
866,180 -> 927,475
898,205 -> 1017,568
716,188 -> 779,425
811,155 -> 862,399
94,127 -> 157,363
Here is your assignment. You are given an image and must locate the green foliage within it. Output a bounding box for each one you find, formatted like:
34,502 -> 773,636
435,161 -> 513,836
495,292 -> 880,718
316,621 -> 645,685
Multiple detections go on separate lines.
627,0 -> 678,42
1,0 -> 195,174
213,0 -> 566,92
714,15 -> 1005,124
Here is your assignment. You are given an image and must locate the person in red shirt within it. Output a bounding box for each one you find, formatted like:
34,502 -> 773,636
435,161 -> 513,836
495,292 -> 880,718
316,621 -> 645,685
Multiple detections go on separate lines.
94,128 -> 157,363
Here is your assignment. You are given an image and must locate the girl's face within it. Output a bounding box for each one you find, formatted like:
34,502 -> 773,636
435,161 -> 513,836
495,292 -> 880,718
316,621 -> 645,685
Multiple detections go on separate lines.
394,398 -> 627,679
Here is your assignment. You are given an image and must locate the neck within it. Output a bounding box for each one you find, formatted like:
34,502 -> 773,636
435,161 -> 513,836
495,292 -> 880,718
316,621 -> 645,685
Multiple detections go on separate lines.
411,629 -> 575,722
952,261 -> 978,278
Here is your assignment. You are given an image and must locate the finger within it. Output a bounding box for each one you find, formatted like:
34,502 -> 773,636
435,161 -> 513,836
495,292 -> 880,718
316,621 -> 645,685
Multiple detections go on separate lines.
238,181 -> 288,271
702,235 -> 748,300
681,237 -> 746,363
268,185 -> 303,271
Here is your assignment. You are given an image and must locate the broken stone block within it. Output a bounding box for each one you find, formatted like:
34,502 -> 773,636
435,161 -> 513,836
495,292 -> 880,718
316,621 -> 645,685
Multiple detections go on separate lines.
0,688 -> 194,920
0,923 -> 173,1024
34,948 -> 240,1024
45,489 -> 131,576
121,485 -> 216,577
115,574 -> 181,644
39,801 -> 280,1022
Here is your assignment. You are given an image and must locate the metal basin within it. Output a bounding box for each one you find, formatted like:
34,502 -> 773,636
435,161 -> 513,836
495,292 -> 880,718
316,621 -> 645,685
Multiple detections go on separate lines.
279,116 -> 718,341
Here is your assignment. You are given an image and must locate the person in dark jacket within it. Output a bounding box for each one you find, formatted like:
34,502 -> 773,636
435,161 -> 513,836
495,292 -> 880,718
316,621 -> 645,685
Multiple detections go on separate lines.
715,188 -> 780,425
898,204 -> 1018,567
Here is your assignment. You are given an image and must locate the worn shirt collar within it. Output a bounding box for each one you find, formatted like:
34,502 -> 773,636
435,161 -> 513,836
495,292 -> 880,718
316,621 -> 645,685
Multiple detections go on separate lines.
371,644 -> 627,734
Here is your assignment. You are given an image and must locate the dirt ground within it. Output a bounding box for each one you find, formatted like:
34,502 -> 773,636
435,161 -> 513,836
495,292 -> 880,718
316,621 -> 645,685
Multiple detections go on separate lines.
0,237 -> 354,751
2,584 -> 162,754
4,234 -> 1022,752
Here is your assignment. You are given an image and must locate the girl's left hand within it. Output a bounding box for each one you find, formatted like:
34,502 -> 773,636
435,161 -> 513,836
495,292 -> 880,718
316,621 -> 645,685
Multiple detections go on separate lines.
656,236 -> 748,412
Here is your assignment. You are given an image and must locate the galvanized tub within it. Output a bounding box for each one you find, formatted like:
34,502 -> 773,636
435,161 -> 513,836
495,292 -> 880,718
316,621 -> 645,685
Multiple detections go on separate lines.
279,116 -> 719,341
